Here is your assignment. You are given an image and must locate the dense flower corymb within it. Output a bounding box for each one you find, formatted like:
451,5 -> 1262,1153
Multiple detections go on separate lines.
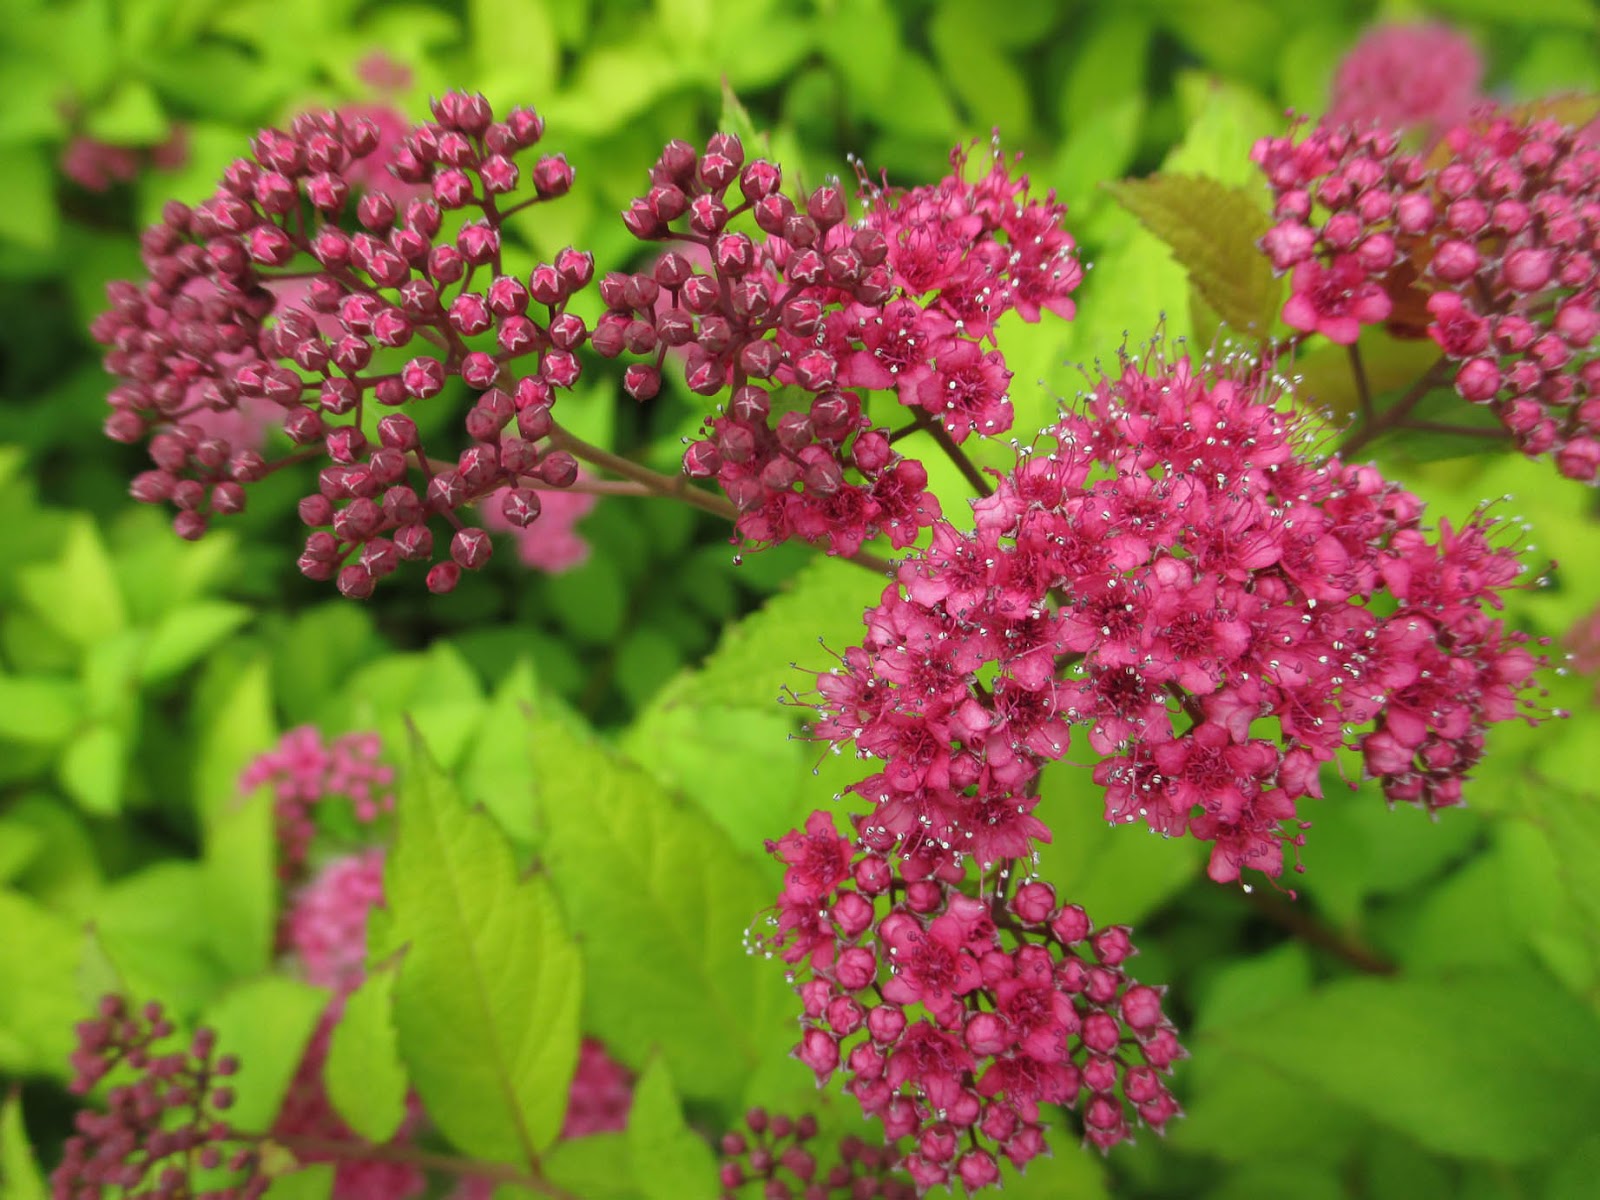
1254,106 -> 1600,479
810,345 -> 1544,885
759,814 -> 1183,1188
89,91 -> 593,596
603,134 -> 1080,555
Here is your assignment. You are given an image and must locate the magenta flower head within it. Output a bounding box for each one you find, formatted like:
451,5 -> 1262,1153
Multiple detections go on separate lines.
89,92 -> 595,595
810,340 -> 1547,887
604,133 -> 1080,556
283,848 -> 388,993
758,827 -> 1184,1184
1329,22 -> 1484,137
55,996 -> 266,1199
1254,107 -> 1600,479
239,726 -> 396,879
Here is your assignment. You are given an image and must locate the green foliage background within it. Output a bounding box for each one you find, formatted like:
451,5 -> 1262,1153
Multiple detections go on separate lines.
3,0 -> 1600,1197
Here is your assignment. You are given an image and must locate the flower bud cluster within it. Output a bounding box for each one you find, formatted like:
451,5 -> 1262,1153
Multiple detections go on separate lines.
88,92 -> 594,595
239,726 -> 395,880
55,996 -> 259,1199
1254,108 -> 1600,480
758,814 -> 1183,1191
811,346 -> 1544,884
718,1108 -> 913,1199
607,134 -> 1079,555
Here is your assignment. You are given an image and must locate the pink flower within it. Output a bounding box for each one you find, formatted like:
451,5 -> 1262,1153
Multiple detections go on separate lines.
282,849 -> 387,992
560,1038 -> 633,1137
1282,254 -> 1393,344
1329,23 -> 1483,136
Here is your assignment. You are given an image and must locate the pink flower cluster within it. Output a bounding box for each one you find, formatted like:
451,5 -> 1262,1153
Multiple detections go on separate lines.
1328,22 -> 1484,137
812,349 -> 1542,885
239,726 -> 396,879
89,91 -> 595,595
600,134 -> 1079,555
61,127 -> 188,192
55,998 -> 261,1200
718,1108 -> 914,1200
1255,109 -> 1600,480
761,813 -> 1183,1189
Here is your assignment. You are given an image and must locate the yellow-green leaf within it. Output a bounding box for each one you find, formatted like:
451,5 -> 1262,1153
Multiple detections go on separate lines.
1105,172 -> 1282,337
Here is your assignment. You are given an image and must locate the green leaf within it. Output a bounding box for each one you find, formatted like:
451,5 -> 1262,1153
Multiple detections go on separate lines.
324,961 -> 409,1144
620,702 -> 809,862
0,889 -> 82,1077
0,148 -> 57,254
542,35 -> 687,136
194,656 -> 276,828
1164,73 -> 1283,187
459,660 -> 542,847
543,553 -> 627,647
139,601 -> 252,685
526,711 -> 794,1103
626,1054 -> 718,1200
929,1 -> 1032,137
91,863 -> 226,1015
1202,971 -> 1600,1163
544,1134 -> 641,1200
471,0 -> 557,110
204,977 -> 327,1134
17,517 -> 126,651
1205,1164 -> 1345,1200
1433,0 -> 1596,27
718,78 -> 767,155
340,642 -> 484,769
201,781 -> 276,981
58,723 -> 126,816
0,818 -> 42,883
384,735 -> 582,1163
1151,2 -> 1285,86
681,555 -> 886,710
1,1089 -> 47,1200
261,1164 -> 335,1200
1,794 -> 101,913
0,673 -> 83,746
1105,173 -> 1281,336
84,80 -> 170,143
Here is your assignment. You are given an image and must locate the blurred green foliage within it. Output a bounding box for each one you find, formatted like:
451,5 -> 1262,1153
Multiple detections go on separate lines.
4,1 -> 1600,1197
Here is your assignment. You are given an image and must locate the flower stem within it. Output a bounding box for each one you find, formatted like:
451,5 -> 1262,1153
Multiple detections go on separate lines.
549,421 -> 739,521
1346,343 -> 1374,427
547,421 -> 896,576
921,414 -> 994,498
1240,888 -> 1397,975
269,1135 -> 581,1200
1337,356 -> 1451,458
